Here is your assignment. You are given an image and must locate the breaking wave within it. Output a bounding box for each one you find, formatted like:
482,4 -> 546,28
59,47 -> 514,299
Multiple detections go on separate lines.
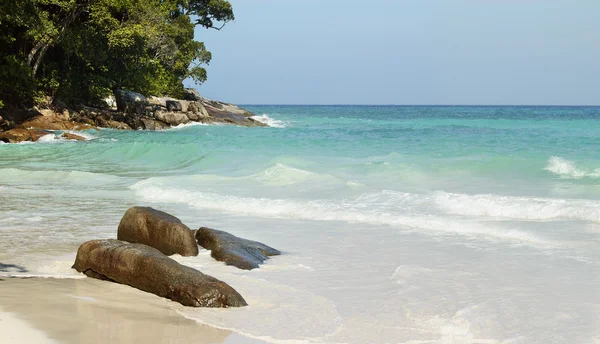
251,114 -> 287,128
545,156 -> 600,179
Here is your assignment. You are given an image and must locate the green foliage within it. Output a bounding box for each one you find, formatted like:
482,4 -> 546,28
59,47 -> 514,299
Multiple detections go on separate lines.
0,0 -> 234,108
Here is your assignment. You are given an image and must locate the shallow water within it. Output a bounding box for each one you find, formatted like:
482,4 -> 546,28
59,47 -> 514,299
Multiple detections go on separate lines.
1,106 -> 599,343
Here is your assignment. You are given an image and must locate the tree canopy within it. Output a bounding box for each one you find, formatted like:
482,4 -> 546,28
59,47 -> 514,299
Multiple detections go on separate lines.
0,0 -> 234,108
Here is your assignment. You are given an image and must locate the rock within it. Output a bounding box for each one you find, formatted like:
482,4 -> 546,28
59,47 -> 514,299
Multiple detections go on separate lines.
183,88 -> 204,101
179,100 -> 190,113
155,110 -> 189,126
20,116 -> 94,131
139,117 -> 170,131
72,239 -> 247,308
114,89 -> 148,114
199,99 -> 266,127
0,109 -> 42,125
148,96 -> 176,108
118,207 -> 198,257
97,118 -> 131,130
61,132 -> 87,141
38,109 -> 56,117
0,128 -> 54,143
166,100 -> 183,112
0,115 -> 7,131
186,102 -> 210,121
196,227 -> 281,270
201,99 -> 255,118
208,112 -> 264,127
103,95 -> 118,110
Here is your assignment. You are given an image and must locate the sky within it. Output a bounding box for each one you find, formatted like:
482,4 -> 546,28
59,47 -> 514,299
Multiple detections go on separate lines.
185,0 -> 600,105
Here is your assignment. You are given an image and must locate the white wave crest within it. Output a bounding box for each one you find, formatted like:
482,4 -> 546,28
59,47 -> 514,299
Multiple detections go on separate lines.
130,181 -> 550,246
249,163 -> 339,185
251,114 -> 287,128
545,156 -> 600,179
38,134 -> 59,142
433,191 -> 600,222
168,122 -> 209,130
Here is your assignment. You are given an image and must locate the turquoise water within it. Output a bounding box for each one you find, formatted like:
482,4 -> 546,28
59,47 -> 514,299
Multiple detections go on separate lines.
1,106 -> 599,343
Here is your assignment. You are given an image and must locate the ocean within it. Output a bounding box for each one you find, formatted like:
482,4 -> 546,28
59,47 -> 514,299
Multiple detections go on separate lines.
1,105 -> 599,343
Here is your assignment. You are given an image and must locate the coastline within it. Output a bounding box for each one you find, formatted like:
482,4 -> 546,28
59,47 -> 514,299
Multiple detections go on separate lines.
0,278 -> 266,344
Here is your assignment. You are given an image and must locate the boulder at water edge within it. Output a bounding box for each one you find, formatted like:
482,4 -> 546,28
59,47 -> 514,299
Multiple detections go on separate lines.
72,239 -> 247,307
0,128 -> 54,143
118,207 -> 199,257
196,227 -> 281,270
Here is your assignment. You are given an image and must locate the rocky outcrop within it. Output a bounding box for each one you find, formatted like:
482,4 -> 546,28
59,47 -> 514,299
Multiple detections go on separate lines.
72,239 -> 247,308
196,227 -> 281,270
0,89 -> 268,142
0,128 -> 54,143
118,207 -> 199,257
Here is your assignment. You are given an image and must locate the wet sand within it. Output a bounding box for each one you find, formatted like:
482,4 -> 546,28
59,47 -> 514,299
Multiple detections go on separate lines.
0,278 -> 266,344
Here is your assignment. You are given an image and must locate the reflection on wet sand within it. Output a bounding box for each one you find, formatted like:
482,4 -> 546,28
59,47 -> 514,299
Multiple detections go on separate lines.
0,278 -> 236,344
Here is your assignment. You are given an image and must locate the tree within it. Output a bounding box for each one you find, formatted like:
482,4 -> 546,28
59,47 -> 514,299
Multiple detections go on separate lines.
0,0 -> 234,108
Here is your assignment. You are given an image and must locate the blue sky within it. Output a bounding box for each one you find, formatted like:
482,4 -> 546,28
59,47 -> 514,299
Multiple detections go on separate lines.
185,0 -> 600,105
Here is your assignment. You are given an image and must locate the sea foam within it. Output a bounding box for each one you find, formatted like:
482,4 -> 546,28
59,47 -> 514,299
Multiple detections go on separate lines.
433,191 -> 600,222
545,156 -> 600,179
131,181 -> 552,246
251,114 -> 287,128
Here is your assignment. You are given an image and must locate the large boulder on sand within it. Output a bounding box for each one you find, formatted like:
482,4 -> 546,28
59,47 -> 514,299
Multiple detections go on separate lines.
118,207 -> 198,257
72,239 -> 247,308
115,89 -> 148,114
196,227 -> 281,270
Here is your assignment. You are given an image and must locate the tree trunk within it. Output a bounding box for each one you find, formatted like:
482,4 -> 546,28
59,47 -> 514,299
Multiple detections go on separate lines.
28,0 -> 99,77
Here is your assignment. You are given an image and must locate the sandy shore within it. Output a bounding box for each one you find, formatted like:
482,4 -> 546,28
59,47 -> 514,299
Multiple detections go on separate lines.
0,278 -> 266,344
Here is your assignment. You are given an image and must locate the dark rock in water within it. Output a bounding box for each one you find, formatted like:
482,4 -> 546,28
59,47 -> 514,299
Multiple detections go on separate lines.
201,99 -> 255,118
208,112 -> 263,127
61,132 -> 87,141
196,227 -> 281,270
115,89 -> 148,114
72,239 -> 247,308
199,99 -> 265,127
118,207 -> 199,257
0,128 -> 54,143
166,100 -> 183,112
183,88 -> 204,101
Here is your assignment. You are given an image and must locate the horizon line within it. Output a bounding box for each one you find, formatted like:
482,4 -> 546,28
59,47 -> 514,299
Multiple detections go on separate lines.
237,103 -> 600,107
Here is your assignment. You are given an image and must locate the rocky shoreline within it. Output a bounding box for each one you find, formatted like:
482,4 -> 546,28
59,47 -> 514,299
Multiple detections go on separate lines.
0,88 -> 266,143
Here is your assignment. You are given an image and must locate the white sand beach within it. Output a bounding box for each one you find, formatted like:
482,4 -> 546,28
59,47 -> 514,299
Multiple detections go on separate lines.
0,278 -> 266,344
